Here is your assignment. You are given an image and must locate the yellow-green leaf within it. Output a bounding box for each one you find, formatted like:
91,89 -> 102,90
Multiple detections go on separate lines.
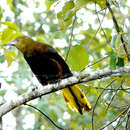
0,7 -> 3,20
57,1 -> 75,30
0,22 -> 18,31
67,45 -> 89,71
1,28 -> 14,44
44,0 -> 56,10
75,0 -> 88,11
91,87 -> 100,96
96,0 -> 106,8
6,0 -> 13,8
62,0 -> 74,14
75,0 -> 106,11
125,77 -> 130,86
1,27 -> 23,44
4,49 -> 15,67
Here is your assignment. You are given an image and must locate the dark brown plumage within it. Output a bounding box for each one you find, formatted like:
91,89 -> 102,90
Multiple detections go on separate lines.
8,36 -> 91,114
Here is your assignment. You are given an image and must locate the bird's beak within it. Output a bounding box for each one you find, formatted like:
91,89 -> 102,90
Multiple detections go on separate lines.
4,40 -> 17,47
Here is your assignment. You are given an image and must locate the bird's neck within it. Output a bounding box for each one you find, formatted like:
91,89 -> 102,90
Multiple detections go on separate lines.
17,39 -> 36,57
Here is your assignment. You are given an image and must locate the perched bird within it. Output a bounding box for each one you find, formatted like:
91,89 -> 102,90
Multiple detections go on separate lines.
6,36 -> 91,114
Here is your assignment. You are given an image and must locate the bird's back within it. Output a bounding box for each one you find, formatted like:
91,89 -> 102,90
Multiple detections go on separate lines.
23,41 -> 72,85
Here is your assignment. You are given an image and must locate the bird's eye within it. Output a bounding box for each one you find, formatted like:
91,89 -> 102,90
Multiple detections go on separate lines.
16,38 -> 20,43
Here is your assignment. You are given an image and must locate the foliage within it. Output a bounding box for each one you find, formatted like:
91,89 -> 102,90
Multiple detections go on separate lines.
0,0 -> 130,130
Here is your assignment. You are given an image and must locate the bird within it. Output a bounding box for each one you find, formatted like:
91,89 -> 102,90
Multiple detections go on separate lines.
6,36 -> 91,114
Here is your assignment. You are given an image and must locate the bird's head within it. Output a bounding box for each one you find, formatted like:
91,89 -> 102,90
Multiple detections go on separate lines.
5,36 -> 34,54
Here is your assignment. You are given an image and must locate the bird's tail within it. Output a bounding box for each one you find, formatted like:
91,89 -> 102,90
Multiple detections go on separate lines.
61,85 -> 91,114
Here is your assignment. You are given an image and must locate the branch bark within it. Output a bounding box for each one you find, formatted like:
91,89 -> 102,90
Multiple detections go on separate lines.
0,66 -> 130,117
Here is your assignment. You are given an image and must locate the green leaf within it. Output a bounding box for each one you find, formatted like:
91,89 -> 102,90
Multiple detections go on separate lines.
6,0 -> 13,8
75,0 -> 88,11
111,34 -> 120,49
67,45 -> 89,71
1,28 -> 14,44
110,56 -> 116,70
116,57 -> 124,67
107,51 -> 118,70
44,0 -> 56,10
0,90 -> 6,96
0,55 -> 5,63
4,49 -> 16,66
0,22 -> 18,31
125,77 -> 130,86
57,0 -> 75,29
64,10 -> 73,21
1,25 -> 23,44
95,0 -> 106,8
91,87 -> 100,96
0,7 -> 3,20
75,0 -> 106,11
62,0 -> 74,14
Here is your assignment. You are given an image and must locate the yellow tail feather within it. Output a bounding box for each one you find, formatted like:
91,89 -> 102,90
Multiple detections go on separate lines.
61,85 -> 91,114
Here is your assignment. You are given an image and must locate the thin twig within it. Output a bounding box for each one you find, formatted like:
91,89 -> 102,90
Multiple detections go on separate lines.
53,0 -> 60,8
114,108 -> 129,130
25,103 -> 65,130
110,74 -> 130,78
104,103 -> 130,110
91,80 -> 116,130
99,105 -> 130,130
105,79 -> 124,112
95,87 -> 130,92
95,1 -> 109,43
125,110 -> 130,130
80,56 -> 109,72
106,1 -> 130,62
65,15 -> 76,61
94,7 -> 107,14
113,117 -> 124,130
113,0 -> 128,29
86,8 -> 107,49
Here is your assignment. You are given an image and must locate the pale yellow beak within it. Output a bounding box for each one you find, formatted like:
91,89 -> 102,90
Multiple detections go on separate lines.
4,40 -> 17,47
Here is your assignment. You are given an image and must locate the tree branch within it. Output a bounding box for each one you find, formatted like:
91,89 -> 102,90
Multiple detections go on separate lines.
0,66 -> 130,117
106,1 -> 130,62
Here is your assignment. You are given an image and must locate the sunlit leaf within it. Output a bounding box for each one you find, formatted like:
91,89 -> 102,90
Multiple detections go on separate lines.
95,0 -> 106,8
4,49 -> 16,66
64,10 -> 73,21
1,28 -> 23,44
75,0 -> 88,11
57,0 -> 74,29
75,0 -> 106,11
0,7 -> 3,20
91,87 -> 100,96
44,0 -> 56,10
0,22 -> 18,31
6,0 -> 13,8
62,0 -> 74,14
67,45 -> 89,71
1,28 -> 14,44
